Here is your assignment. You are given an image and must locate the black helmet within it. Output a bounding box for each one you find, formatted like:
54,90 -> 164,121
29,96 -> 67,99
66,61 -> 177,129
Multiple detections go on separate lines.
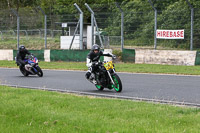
19,45 -> 25,52
91,44 -> 100,52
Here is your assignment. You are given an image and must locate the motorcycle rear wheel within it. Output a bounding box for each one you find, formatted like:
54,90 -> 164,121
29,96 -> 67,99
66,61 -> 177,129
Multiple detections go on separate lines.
36,66 -> 43,77
112,74 -> 122,92
95,85 -> 104,91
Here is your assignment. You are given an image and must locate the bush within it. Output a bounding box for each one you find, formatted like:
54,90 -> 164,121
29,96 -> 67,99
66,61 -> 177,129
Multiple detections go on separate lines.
113,49 -> 122,61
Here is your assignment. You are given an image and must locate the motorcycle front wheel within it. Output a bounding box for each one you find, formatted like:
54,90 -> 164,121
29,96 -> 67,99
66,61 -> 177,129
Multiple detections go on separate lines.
36,66 -> 43,77
111,74 -> 122,92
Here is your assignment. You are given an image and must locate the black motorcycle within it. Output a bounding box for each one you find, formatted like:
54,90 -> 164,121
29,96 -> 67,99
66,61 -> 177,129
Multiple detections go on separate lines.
88,61 -> 122,92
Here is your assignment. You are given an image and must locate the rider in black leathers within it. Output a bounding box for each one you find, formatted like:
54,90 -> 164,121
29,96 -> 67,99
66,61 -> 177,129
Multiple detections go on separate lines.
85,44 -> 116,81
16,45 -> 31,67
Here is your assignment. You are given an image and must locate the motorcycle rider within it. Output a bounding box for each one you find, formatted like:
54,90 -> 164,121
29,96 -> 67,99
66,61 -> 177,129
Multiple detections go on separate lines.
16,45 -> 31,68
85,44 -> 116,83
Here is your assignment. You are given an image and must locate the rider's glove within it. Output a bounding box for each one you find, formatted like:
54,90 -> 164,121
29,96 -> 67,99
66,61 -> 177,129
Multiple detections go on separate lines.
112,55 -> 117,60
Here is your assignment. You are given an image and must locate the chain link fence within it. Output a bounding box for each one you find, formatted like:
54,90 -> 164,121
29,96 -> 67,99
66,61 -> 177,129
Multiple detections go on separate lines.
155,2 -> 200,50
89,1 -> 200,50
88,3 -> 121,49
0,1 -> 199,50
0,7 -> 79,49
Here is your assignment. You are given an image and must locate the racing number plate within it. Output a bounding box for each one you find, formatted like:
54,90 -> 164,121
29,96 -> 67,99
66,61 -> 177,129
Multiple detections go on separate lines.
104,61 -> 114,70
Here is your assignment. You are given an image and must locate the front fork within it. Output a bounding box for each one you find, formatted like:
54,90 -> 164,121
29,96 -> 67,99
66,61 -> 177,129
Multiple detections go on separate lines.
107,70 -> 115,85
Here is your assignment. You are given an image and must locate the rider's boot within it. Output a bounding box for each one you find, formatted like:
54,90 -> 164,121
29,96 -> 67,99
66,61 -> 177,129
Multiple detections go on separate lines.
90,73 -> 97,84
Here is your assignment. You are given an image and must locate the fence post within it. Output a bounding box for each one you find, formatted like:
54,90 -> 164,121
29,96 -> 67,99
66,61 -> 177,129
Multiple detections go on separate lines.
85,3 -> 94,48
11,9 -> 20,50
37,7 -> 47,49
38,29 -> 42,38
148,0 -> 157,50
0,31 -> 2,40
186,0 -> 194,51
93,18 -> 104,48
85,3 -> 103,48
23,30 -> 28,40
74,3 -> 83,50
116,2 -> 124,51
44,15 -> 47,48
69,20 -> 80,49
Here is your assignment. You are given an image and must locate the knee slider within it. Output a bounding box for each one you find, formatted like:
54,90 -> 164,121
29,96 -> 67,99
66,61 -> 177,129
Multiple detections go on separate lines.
85,72 -> 91,79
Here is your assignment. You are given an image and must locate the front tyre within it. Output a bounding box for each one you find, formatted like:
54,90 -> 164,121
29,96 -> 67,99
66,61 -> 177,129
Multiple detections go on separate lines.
95,85 -> 104,91
112,74 -> 122,92
36,66 -> 43,77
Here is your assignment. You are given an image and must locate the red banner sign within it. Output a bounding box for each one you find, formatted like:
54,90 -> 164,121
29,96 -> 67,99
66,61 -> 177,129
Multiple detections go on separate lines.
156,30 -> 184,39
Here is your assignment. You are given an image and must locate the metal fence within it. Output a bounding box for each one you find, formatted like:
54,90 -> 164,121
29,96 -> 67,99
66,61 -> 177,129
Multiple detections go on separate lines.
88,1 -> 200,50
0,0 -> 200,50
0,7 -> 79,49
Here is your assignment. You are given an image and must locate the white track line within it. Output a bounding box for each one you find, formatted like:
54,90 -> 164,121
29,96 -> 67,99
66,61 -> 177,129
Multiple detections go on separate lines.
1,83 -> 200,108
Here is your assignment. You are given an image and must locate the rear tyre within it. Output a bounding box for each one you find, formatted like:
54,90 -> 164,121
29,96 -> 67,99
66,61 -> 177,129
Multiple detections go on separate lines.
112,74 -> 122,92
36,66 -> 43,77
95,85 -> 104,91
20,67 -> 29,77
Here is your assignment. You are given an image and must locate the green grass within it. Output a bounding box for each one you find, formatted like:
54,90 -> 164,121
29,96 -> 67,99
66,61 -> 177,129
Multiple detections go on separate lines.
0,37 -> 196,50
115,63 -> 200,75
1,60 -> 200,75
0,38 -> 60,49
0,85 -> 200,132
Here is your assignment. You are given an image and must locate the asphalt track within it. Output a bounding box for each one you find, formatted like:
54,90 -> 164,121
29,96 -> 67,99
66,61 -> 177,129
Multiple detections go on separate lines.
0,68 -> 200,107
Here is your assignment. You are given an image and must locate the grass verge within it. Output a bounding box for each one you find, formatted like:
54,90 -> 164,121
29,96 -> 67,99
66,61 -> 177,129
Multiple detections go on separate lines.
0,85 -> 200,132
0,38 -> 60,49
1,60 -> 200,75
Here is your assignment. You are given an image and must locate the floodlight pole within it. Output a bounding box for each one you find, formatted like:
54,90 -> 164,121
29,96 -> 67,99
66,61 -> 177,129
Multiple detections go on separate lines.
11,9 -> 20,50
74,3 -> 83,50
38,6 -> 47,49
186,0 -> 194,51
116,2 -> 124,51
148,0 -> 157,50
